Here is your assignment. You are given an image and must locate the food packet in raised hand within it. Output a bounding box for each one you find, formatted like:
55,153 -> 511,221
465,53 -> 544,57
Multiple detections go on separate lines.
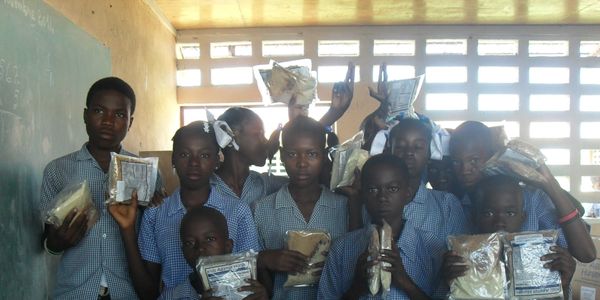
254,59 -> 317,106
379,220 -> 393,296
330,131 -> 369,189
368,225 -> 381,295
196,251 -> 257,300
447,233 -> 506,300
505,140 -> 546,168
385,75 -> 424,123
284,230 -> 331,287
503,231 -> 563,300
481,151 -> 546,184
107,153 -> 159,206
44,180 -> 99,232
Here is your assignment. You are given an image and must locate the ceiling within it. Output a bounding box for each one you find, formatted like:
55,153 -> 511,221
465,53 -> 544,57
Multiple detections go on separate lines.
154,0 -> 600,30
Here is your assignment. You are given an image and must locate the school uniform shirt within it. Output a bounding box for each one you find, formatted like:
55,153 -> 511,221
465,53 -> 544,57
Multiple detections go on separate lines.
38,144 -> 150,300
317,226 -> 431,299
210,171 -> 287,206
253,184 -> 349,300
461,186 -> 568,247
138,187 -> 261,292
158,278 -> 199,300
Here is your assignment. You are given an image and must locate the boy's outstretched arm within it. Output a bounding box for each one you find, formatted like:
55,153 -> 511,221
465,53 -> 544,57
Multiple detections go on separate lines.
538,165 -> 596,262
108,191 -> 161,300
319,62 -> 355,127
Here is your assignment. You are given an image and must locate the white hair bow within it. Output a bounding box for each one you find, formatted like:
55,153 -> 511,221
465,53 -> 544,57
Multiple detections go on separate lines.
212,120 -> 240,151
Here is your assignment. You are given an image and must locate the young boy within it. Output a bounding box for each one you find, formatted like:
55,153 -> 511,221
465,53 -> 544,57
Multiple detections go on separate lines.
318,154 -> 432,300
39,77 -> 155,299
443,175 -> 577,296
160,206 -> 267,300
449,121 -> 596,263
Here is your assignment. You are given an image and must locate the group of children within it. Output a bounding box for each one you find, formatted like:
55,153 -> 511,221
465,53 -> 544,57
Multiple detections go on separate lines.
39,76 -> 596,300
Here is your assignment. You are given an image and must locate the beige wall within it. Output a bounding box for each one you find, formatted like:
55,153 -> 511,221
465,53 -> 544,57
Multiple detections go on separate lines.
45,0 -> 179,153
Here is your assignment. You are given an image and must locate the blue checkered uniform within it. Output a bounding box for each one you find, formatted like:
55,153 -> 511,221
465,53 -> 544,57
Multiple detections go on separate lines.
158,278 -> 199,300
138,187 -> 261,292
253,185 -> 349,300
38,144 -> 157,300
211,171 -> 287,206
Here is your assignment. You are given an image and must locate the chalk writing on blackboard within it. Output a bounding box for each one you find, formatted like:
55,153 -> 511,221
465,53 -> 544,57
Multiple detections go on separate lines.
3,0 -> 55,33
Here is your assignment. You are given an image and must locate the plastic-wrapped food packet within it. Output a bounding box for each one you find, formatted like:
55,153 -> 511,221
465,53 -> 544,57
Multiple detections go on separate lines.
44,180 -> 99,232
481,152 -> 546,184
385,75 -> 424,123
447,233 -> 506,300
196,251 -> 257,300
379,220 -> 392,297
330,131 -> 369,190
505,140 -> 546,167
253,59 -> 317,106
368,225 -> 381,295
107,153 -> 159,206
367,221 -> 393,296
503,230 -> 563,300
284,230 -> 331,287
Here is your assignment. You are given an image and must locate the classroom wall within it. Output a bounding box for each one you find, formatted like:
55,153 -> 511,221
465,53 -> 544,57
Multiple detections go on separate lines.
45,0 -> 179,153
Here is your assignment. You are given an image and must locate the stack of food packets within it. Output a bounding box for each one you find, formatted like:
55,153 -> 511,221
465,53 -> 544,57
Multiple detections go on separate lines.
448,233 -> 506,300
447,230 -> 562,300
284,230 -> 331,287
330,131 -> 370,190
253,59 -> 317,106
196,251 -> 257,300
503,231 -> 563,300
368,220 -> 393,297
107,153 -> 159,206
481,140 -> 547,184
44,180 -> 99,232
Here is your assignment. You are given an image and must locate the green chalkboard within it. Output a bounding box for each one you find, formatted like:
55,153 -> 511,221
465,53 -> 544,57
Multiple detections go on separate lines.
0,0 -> 111,298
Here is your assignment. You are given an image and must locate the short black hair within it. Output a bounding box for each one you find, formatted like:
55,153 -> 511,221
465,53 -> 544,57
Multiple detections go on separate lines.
361,154 -> 410,186
282,116 -> 327,149
471,175 -> 524,215
86,77 -> 136,114
389,118 -> 432,145
180,206 -> 229,240
450,121 -> 495,157
217,107 -> 260,132
171,121 -> 218,153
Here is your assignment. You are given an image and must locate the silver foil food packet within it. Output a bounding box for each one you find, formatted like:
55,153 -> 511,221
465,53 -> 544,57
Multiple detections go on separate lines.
107,153 -> 158,206
196,251 -> 258,300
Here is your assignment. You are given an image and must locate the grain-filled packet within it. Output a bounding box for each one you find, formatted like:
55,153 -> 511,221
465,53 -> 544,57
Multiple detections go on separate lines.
447,232 -> 506,300
107,153 -> 158,206
330,131 -> 369,190
368,220 -> 393,296
503,230 -> 563,300
481,140 -> 547,184
44,180 -> 99,232
284,230 -> 331,287
196,251 -> 257,300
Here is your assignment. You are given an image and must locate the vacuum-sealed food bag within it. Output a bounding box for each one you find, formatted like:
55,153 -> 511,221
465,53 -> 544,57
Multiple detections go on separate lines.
367,221 -> 393,296
284,230 -> 331,287
447,232 -> 506,300
44,180 -> 99,232
196,251 -> 257,300
503,230 -> 563,300
107,153 -> 158,206
254,59 -> 317,106
368,225 -> 381,295
330,131 -> 369,189
385,75 -> 424,122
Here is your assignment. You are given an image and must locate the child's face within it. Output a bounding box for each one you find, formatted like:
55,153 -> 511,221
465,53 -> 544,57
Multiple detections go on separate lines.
475,188 -> 525,233
234,116 -> 268,167
450,141 -> 492,189
84,89 -> 133,150
427,157 -> 455,192
363,164 -> 412,226
172,133 -> 219,189
281,133 -> 323,188
181,218 -> 233,267
390,127 -> 430,180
